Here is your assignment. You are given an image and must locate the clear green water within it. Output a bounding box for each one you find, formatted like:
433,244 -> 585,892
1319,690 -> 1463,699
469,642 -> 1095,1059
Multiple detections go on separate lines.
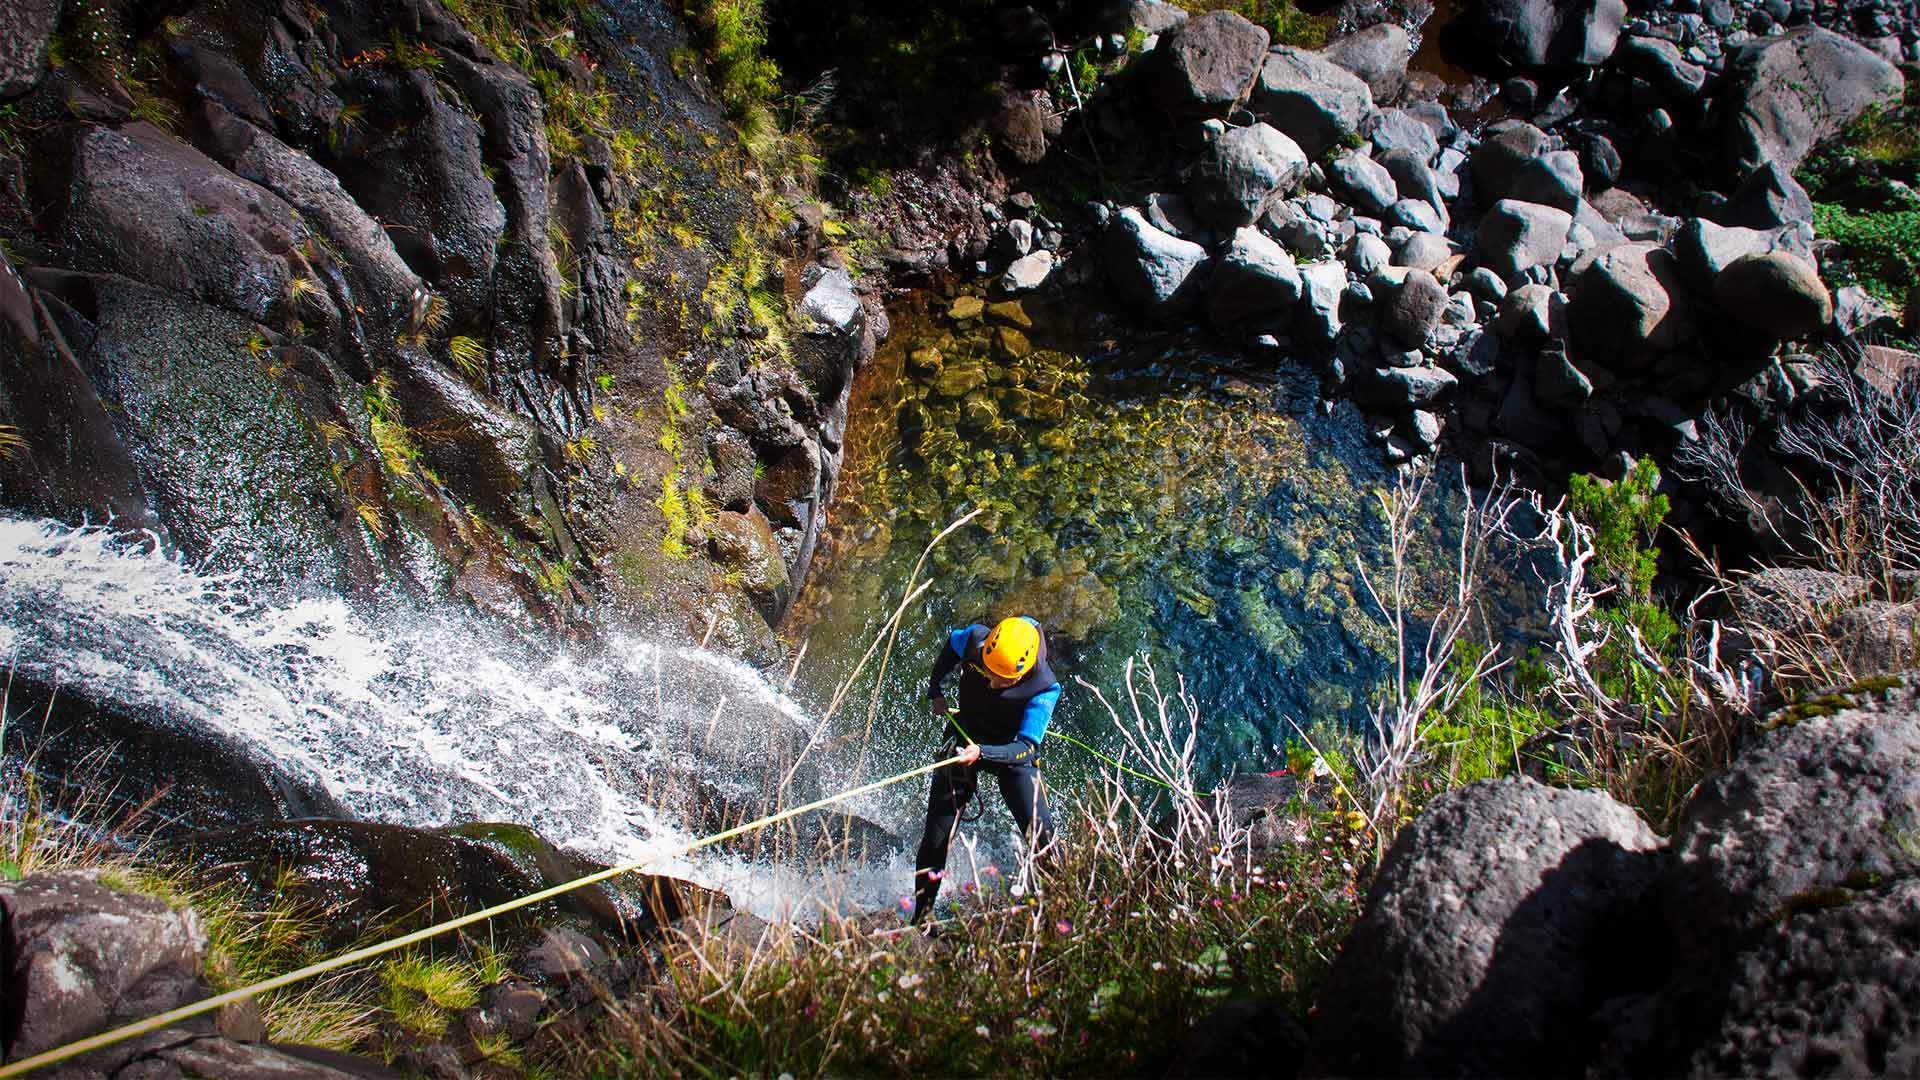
787,294 -> 1465,794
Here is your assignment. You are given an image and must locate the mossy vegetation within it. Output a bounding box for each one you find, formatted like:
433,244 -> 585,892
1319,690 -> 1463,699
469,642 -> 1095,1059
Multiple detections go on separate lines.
1799,83 -> 1920,310
1176,0 -> 1328,47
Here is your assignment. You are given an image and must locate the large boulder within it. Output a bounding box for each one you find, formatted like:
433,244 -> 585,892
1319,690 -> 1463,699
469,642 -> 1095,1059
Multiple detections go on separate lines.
1297,260 -> 1350,343
1667,676 -> 1919,951
1454,0 -> 1628,71
1208,227 -> 1304,326
1478,199 -> 1574,280
0,872 -> 210,1062
1721,27 -> 1906,174
0,0 -> 60,98
1673,216 -> 1809,290
1147,10 -> 1271,117
1679,879 -> 1920,1077
1355,363 -> 1459,408
48,123 -> 303,324
1251,47 -> 1375,159
1713,251 -> 1832,340
1104,207 -> 1211,316
1614,34 -> 1708,101
1718,160 -> 1815,230
1321,23 -> 1412,102
1567,243 -> 1688,371
1187,123 -> 1309,230
1470,121 -> 1583,212
1307,779 -> 1664,1076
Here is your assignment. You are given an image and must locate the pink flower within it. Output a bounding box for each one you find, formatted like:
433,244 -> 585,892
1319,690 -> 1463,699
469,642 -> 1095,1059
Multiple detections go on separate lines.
898,896 -> 913,912
983,865 -> 1000,877
1054,919 -> 1072,935
927,869 -> 945,881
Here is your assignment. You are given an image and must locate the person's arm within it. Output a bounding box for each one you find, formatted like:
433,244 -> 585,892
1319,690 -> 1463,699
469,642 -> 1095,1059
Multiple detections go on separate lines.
927,626 -> 975,700
976,685 -> 1061,765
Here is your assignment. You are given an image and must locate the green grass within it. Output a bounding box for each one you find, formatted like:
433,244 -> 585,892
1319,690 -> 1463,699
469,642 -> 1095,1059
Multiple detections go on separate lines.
1175,0 -> 1327,47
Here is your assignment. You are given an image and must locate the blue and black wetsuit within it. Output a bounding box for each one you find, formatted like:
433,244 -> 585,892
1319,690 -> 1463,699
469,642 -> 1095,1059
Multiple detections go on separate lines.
911,620 -> 1061,923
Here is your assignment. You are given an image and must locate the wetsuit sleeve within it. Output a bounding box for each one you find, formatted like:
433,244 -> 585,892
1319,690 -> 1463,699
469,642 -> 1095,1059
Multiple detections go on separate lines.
927,625 -> 977,699
976,684 -> 1060,765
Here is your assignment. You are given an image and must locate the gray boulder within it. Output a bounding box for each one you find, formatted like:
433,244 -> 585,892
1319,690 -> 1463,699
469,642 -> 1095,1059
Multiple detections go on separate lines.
1380,148 -> 1446,220
1322,23 -> 1412,103
1478,199 -> 1574,280
1367,108 -> 1441,165
1252,47 -> 1375,158
1674,216 -> 1808,289
1615,34 -> 1708,100
1149,10 -> 1271,117
1381,268 -> 1449,348
1121,0 -> 1189,35
1356,363 -> 1459,408
0,0 -> 60,98
1721,27 -> 1906,173
1713,251 -> 1832,340
1668,676 -> 1919,949
1471,121 -> 1584,212
1145,191 -> 1215,244
1307,780 -> 1663,1077
1188,123 -> 1309,229
0,872 -> 210,1061
1682,880 -> 1920,1078
1208,227 -> 1304,326
1567,242 -> 1687,371
1104,207 -> 1211,316
1297,260 -> 1350,343
1394,231 -> 1456,272
1000,250 -> 1056,293
1717,160 -> 1815,230
1328,150 -> 1399,216
1464,0 -> 1627,71
1386,197 -> 1445,234
1349,232 -> 1393,276
1494,283 -> 1568,342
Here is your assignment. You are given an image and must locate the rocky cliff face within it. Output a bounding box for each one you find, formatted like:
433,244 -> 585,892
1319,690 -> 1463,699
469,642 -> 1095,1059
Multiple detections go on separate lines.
0,0 -> 880,649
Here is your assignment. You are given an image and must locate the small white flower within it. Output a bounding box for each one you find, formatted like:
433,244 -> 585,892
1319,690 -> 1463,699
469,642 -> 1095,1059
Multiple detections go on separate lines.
897,973 -> 922,990
876,991 -> 889,1003
975,1025 -> 990,1037
1010,883 -> 1026,897
1151,961 -> 1165,971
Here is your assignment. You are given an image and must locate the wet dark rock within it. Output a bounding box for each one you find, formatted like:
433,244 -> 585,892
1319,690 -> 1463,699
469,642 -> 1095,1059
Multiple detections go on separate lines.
1716,160 -> 1815,230
178,819 -> 706,950
1307,779 -> 1664,1077
1581,133 -> 1622,190
1322,22 -> 1413,102
1478,199 -> 1574,280
1147,10 -> 1271,117
1187,123 -> 1309,229
1103,207 -> 1211,316
1712,251 -> 1831,340
709,508 -> 790,619
1252,47 -> 1375,158
0,872 -> 210,1062
0,0 -> 61,98
1720,26 -> 1906,173
1209,227 -> 1305,326
521,927 -> 610,982
0,674 -> 349,838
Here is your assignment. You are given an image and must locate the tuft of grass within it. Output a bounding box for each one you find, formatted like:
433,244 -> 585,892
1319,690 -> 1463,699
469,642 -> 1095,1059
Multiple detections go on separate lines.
1175,0 -> 1326,47
381,954 -> 481,1037
447,334 -> 487,379
0,424 -> 24,460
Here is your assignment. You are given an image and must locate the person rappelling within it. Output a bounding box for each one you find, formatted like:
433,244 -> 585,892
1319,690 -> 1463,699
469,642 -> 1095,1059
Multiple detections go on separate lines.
910,614 -> 1060,926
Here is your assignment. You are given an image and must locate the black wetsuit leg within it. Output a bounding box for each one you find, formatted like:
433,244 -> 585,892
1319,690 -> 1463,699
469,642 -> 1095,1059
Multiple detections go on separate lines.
992,761 -> 1056,854
912,760 -> 978,922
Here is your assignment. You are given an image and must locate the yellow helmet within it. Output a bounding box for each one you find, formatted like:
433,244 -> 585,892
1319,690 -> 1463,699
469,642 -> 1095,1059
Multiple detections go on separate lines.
982,617 -> 1040,680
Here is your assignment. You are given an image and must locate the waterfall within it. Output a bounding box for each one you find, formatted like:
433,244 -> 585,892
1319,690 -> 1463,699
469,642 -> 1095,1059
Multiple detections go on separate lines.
0,516 -> 921,921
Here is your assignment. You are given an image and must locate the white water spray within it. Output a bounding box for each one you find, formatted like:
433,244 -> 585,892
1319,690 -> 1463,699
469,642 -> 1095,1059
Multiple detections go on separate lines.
0,517 -> 921,920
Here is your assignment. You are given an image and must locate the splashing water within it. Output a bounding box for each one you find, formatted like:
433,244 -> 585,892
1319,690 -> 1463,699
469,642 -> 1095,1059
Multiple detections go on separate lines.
0,516 -> 919,921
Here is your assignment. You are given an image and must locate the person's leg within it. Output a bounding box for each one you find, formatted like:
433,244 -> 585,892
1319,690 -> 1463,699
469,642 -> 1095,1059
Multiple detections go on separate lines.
995,762 -> 1057,857
912,761 -> 977,923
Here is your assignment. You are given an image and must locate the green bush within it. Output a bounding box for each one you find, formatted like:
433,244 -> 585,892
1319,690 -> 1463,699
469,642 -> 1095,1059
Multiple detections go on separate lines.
1175,0 -> 1327,47
1811,203 -> 1920,306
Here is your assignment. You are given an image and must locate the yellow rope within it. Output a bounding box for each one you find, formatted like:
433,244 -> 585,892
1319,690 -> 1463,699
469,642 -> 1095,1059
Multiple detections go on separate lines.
0,754 -> 963,1078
